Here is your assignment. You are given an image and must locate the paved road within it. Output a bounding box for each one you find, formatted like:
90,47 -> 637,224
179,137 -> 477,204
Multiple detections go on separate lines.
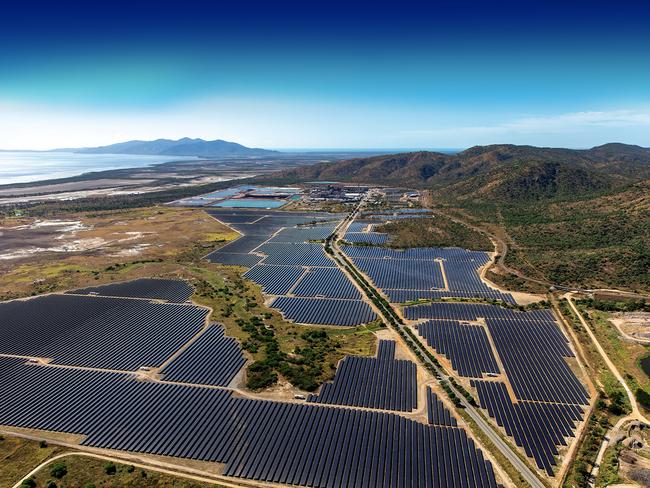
328,197 -> 546,488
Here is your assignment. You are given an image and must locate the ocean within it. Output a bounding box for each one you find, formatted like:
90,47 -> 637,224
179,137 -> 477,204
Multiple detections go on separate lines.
0,151 -> 195,185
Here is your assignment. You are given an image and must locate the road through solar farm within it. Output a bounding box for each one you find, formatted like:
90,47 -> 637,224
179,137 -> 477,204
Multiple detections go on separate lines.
0,187 -> 595,488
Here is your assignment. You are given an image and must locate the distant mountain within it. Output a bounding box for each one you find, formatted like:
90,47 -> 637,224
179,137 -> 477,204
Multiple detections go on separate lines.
58,138 -> 278,158
273,143 -> 650,201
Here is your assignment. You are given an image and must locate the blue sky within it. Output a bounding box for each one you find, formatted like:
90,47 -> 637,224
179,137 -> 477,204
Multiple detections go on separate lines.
1,0 -> 649,149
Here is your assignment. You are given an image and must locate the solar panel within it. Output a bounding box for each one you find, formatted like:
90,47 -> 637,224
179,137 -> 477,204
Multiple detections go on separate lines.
160,324 -> 246,386
417,320 -> 500,378
270,297 -> 377,326
0,358 -> 501,488
67,278 -> 194,303
291,268 -> 361,299
0,294 -> 208,370
307,340 -> 417,411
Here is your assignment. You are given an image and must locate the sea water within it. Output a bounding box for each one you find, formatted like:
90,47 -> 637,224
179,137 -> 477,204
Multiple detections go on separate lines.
0,151 -> 195,185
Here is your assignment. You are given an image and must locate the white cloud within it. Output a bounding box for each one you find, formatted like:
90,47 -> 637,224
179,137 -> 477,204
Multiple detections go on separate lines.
397,109 -> 650,147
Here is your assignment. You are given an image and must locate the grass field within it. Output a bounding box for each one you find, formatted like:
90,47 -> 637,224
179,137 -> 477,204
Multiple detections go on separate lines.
1,435 -> 64,488
1,435 -> 220,488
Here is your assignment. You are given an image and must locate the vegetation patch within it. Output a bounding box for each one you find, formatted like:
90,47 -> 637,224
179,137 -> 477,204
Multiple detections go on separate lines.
376,215 -> 492,251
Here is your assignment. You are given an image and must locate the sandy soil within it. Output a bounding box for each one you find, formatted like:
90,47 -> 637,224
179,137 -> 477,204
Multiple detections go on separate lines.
610,313 -> 650,343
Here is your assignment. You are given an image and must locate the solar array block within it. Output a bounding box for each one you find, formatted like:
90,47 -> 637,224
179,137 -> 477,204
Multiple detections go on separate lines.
0,294 -> 207,371
243,265 -> 306,295
205,251 -> 263,268
351,257 -> 445,290
404,302 -> 555,322
216,235 -> 268,253
417,320 -> 500,378
426,387 -> 457,426
270,297 -> 377,326
160,324 -> 246,387
341,245 -> 490,263
257,242 -> 333,267
67,278 -> 194,302
269,225 -> 336,243
472,381 -> 584,476
0,358 -> 501,488
485,317 -> 589,405
343,232 -> 389,244
307,340 -> 417,411
291,268 -> 361,299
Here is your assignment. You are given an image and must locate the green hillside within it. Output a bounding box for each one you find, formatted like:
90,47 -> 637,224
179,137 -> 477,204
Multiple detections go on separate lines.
274,143 -> 650,292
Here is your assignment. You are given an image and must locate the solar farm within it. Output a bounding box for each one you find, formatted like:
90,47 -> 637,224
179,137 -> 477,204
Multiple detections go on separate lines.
0,276 -> 505,487
337,209 -> 592,477
205,208 -> 379,326
0,191 -> 595,487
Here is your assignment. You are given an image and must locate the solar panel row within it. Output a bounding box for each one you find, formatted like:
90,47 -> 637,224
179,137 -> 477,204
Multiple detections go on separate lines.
160,324 -> 246,387
307,340 -> 417,411
0,358 -> 500,488
67,278 -> 194,303
0,294 -> 207,371
385,289 -> 516,304
417,320 -> 500,378
471,380 -> 584,476
404,302 -> 555,322
341,245 -> 490,263
270,297 -> 377,326
426,387 -> 458,427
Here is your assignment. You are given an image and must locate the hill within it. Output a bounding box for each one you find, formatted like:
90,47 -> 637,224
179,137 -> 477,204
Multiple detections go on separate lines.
59,138 -> 278,158
271,143 -> 650,292
274,143 -> 650,201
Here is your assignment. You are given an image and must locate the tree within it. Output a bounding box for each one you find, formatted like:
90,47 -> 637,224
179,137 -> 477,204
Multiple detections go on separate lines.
50,462 -> 67,479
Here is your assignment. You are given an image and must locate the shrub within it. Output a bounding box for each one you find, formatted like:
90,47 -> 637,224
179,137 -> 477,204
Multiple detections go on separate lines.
636,388 -> 650,410
39,440 -> 48,448
50,461 -> 67,479
46,481 -> 57,488
104,462 -> 117,475
20,478 -> 36,488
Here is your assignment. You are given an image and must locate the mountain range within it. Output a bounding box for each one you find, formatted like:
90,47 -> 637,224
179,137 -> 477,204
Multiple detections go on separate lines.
273,143 -> 650,202
56,138 -> 278,158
